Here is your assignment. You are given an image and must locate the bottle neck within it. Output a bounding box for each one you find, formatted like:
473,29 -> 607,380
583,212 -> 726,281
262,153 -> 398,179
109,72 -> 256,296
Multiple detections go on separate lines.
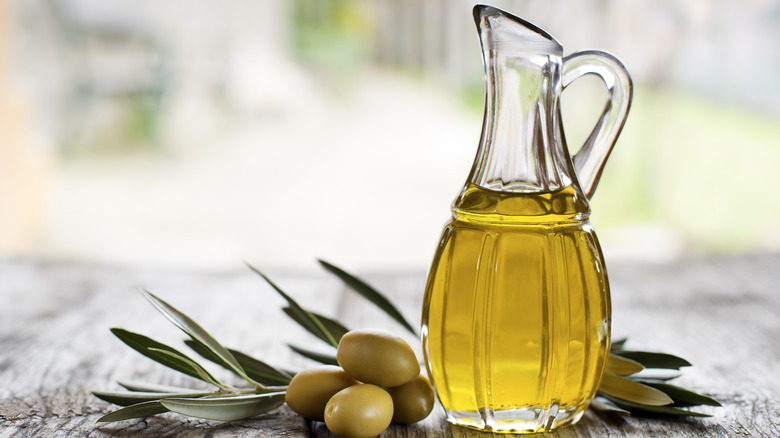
468,7 -> 577,195
469,49 -> 575,194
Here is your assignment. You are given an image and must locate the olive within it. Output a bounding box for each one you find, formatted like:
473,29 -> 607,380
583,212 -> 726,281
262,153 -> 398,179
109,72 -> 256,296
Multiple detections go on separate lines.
386,374 -> 435,424
337,328 -> 420,387
324,384 -> 394,438
284,365 -> 357,421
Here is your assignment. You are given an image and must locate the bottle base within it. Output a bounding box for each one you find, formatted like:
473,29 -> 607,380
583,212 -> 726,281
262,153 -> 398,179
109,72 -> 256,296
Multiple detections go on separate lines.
444,404 -> 585,434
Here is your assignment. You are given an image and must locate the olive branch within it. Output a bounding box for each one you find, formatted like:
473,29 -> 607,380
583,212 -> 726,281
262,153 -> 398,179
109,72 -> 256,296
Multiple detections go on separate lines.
92,260 -> 719,423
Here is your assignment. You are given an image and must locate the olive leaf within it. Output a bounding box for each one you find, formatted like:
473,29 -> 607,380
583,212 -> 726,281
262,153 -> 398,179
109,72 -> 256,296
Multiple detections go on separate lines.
92,390 -> 215,407
184,339 -> 293,386
228,349 -> 295,385
318,259 -> 418,336
610,338 -> 628,350
160,392 -> 286,421
288,344 -> 339,366
118,380 -> 200,393
639,382 -> 721,407
149,348 -> 229,389
248,263 -> 339,347
96,400 -> 168,423
635,373 -> 682,382
141,289 -> 263,387
612,350 -> 691,370
281,307 -> 350,345
598,374 -> 674,406
596,339 -> 718,416
589,396 -> 630,415
601,395 -> 712,417
605,353 -> 645,376
110,328 -> 224,387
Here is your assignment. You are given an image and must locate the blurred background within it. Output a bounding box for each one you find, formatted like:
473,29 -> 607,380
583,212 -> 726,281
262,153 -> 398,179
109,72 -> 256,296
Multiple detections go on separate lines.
1,0 -> 779,272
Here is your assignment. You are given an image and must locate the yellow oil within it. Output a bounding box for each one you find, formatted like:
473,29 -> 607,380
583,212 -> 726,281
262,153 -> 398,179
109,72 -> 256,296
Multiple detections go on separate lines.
422,183 -> 611,433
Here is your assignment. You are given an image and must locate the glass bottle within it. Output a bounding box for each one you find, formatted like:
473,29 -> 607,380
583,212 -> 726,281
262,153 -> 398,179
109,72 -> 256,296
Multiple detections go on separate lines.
421,5 -> 632,433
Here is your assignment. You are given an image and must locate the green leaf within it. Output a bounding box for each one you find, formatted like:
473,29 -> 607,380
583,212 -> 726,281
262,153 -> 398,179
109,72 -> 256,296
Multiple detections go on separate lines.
96,400 -> 168,423
184,339 -> 293,385
247,263 -> 338,347
602,395 -> 712,417
92,390 -> 214,407
610,338 -> 628,350
160,392 -> 285,421
288,344 -> 339,365
148,348 -> 227,389
605,353 -> 645,376
640,382 -> 722,407
282,307 -> 350,345
118,380 -> 200,393
613,350 -> 691,370
228,349 -> 295,385
318,259 -> 418,336
598,374 -> 674,406
140,289 -> 261,387
110,328 -> 222,387
281,305 -> 332,345
589,396 -> 630,415
636,373 -> 682,382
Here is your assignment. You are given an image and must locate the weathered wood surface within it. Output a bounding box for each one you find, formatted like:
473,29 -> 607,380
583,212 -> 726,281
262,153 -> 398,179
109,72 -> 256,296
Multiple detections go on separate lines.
1,253 -> 779,437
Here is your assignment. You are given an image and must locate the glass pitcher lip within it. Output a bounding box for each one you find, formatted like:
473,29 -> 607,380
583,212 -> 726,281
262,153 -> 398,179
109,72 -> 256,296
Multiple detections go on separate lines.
473,4 -> 563,55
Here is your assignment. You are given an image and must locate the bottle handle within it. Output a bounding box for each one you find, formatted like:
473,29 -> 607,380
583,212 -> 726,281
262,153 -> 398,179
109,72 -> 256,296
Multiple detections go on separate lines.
562,50 -> 633,199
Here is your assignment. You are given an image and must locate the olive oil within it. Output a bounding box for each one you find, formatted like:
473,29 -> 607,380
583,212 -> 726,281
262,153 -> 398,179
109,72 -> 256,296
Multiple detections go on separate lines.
422,183 -> 611,433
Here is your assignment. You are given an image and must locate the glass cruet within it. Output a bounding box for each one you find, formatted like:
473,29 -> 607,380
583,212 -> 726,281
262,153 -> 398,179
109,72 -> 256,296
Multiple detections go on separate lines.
421,4 -> 632,434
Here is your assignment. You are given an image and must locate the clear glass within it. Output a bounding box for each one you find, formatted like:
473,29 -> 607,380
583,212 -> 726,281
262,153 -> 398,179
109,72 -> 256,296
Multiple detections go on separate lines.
421,5 -> 632,434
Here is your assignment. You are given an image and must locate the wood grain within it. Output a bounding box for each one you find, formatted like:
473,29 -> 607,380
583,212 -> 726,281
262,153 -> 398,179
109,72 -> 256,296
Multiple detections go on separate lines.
1,254 -> 778,437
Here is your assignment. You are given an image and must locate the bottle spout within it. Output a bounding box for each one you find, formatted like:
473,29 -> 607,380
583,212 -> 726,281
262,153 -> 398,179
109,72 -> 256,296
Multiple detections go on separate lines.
473,4 -> 563,56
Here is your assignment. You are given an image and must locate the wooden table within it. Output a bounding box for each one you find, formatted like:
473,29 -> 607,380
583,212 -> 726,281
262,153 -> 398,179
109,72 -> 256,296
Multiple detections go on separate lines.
2,254 -> 779,437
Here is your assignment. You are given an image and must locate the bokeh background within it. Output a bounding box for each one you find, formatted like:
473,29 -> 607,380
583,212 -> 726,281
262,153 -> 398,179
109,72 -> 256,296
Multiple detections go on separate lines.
1,0 -> 779,271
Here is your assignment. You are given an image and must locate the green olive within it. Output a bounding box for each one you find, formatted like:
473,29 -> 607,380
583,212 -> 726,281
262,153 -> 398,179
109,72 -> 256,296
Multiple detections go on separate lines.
337,328 -> 420,387
324,384 -> 394,438
284,365 -> 357,421
386,374 -> 435,423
